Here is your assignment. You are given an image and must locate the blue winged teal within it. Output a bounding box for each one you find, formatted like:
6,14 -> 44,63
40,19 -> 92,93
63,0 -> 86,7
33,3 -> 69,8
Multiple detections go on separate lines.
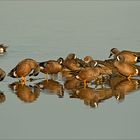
39,57 -> 63,79
83,56 -> 98,68
0,43 -> 8,53
75,67 -> 101,87
63,53 -> 83,71
109,48 -> 140,64
113,55 -> 139,80
8,58 -> 40,84
83,56 -> 114,83
83,56 -> 113,75
0,68 -> 6,81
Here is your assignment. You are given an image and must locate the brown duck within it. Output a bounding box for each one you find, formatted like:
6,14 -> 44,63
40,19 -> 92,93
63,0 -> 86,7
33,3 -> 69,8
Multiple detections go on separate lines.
39,57 -> 63,79
109,48 -> 140,64
8,58 -> 40,84
63,53 -> 82,71
113,55 -> 139,80
75,67 -> 101,87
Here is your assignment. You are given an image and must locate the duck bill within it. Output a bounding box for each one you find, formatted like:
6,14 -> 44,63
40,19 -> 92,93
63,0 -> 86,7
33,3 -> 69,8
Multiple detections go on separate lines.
108,53 -> 113,58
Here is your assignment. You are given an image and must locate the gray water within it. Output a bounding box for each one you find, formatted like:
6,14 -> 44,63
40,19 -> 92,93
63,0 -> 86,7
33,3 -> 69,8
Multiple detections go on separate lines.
0,1 -> 140,140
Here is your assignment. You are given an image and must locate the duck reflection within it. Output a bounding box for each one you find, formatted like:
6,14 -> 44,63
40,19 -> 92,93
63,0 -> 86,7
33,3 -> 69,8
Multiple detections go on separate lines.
9,82 -> 40,103
70,85 -> 121,108
109,76 -> 140,102
70,87 -> 98,108
35,79 -> 64,98
64,77 -> 84,90
0,91 -> 6,104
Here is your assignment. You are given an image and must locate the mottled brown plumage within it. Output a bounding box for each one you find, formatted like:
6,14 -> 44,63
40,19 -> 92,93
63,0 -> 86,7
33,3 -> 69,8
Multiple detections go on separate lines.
113,55 -> 139,80
63,53 -> 82,71
8,58 -> 40,84
39,57 -> 63,78
75,67 -> 101,87
109,48 -> 140,64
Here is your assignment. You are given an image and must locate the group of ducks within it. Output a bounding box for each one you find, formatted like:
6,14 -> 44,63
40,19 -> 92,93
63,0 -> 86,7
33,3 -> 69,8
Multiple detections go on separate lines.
0,44 -> 140,107
0,44 -> 140,87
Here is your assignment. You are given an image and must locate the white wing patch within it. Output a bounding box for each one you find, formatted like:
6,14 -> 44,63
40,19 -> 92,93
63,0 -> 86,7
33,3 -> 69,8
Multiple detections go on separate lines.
94,61 -> 98,67
135,69 -> 139,75
76,75 -> 80,79
135,57 -> 138,62
13,71 -> 17,77
116,56 -> 120,61
0,48 -> 4,53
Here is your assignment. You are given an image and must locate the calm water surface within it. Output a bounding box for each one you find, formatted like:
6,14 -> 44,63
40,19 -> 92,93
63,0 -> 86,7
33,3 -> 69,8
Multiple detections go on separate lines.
0,1 -> 140,140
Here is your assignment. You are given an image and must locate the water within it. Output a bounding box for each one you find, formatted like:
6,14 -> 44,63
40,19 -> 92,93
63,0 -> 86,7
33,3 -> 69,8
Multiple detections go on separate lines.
0,1 -> 140,139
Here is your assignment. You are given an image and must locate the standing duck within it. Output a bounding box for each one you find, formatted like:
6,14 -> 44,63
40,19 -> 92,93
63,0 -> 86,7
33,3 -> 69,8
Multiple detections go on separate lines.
39,57 -> 64,79
75,67 -> 101,87
8,58 -> 40,84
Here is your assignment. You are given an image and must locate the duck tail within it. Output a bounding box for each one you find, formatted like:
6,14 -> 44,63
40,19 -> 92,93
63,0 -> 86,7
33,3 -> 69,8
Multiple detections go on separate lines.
29,66 -> 40,77
137,57 -> 140,62
7,68 -> 17,78
0,76 -> 5,81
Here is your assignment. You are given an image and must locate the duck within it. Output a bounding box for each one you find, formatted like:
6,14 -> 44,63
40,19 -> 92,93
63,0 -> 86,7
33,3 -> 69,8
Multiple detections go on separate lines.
83,56 -> 98,68
75,67 -> 101,87
63,53 -> 83,71
0,43 -> 8,53
109,48 -> 140,64
39,57 -> 63,79
0,68 -> 6,81
83,56 -> 113,83
8,58 -> 40,84
113,55 -> 139,80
